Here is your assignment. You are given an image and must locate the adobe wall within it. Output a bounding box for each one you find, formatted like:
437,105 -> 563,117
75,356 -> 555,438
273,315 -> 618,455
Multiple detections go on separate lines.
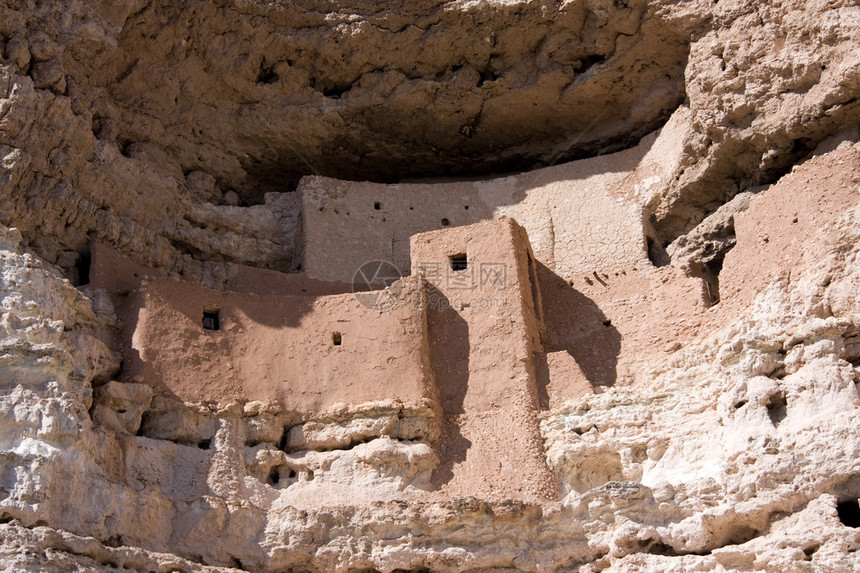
92,217 -> 706,502
296,114 -> 714,411
299,111 -> 690,284
90,245 -> 433,417
89,242 -> 352,298
410,219 -> 557,501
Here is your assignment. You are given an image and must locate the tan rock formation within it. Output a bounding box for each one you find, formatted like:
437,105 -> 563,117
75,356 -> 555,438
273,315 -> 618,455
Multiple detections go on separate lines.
0,0 -> 859,571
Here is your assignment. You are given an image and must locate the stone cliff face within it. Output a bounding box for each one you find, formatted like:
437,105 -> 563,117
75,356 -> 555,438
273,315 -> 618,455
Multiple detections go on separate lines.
0,0 -> 859,571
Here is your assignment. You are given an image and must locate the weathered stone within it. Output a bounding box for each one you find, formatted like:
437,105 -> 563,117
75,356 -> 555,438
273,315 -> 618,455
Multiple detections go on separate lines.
92,381 -> 153,435
0,0 -> 858,570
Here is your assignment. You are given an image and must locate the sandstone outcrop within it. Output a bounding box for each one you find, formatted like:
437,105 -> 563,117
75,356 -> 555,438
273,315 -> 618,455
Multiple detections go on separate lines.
0,0 -> 859,571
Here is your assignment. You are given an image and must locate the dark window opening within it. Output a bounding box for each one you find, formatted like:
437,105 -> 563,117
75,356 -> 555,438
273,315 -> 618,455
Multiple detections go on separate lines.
646,236 -> 670,267
450,253 -> 468,271
441,218 -> 450,226
202,309 -> 220,331
374,201 -> 381,210
75,252 -> 91,286
332,332 -> 342,346
837,500 -> 860,527
766,391 -> 787,425
136,414 -> 148,437
702,251 -> 726,307
119,140 -> 133,158
464,205 -> 470,210
278,426 -> 289,451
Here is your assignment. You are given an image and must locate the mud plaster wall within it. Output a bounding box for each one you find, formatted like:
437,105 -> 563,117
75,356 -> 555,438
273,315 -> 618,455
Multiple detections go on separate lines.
299,108 -> 692,284
410,219 -> 557,501
95,218 -> 562,502
91,248 -> 432,415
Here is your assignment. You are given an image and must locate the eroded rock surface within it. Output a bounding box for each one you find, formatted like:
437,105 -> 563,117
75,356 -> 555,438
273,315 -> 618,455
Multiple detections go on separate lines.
0,0 -> 857,274
0,0 -> 859,571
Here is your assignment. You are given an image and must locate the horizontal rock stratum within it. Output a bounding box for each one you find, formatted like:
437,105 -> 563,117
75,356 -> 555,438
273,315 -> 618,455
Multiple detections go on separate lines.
0,0 -> 859,571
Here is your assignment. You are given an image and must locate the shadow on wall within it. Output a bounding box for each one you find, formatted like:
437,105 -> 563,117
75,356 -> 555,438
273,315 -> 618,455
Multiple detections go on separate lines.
426,287 -> 471,487
534,261 -> 620,398
299,122 -> 658,281
110,277 -> 319,403
91,242 -> 327,332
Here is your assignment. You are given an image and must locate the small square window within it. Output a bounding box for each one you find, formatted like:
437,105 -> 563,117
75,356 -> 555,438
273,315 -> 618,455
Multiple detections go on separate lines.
374,202 -> 381,210
202,309 -> 220,331
332,332 -> 342,346
450,254 -> 468,272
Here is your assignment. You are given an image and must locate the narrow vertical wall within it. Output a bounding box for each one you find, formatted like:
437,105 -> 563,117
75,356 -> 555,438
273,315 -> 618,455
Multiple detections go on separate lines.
410,219 -> 557,501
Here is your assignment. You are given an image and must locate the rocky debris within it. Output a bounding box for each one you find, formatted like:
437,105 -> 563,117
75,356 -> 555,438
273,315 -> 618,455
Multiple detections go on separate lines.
666,190 -> 756,303
653,0 -> 860,240
0,520 -> 237,573
666,190 -> 755,269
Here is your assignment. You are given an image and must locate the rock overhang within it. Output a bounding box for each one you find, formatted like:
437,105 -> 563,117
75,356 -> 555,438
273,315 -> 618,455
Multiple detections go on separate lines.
63,0 -> 693,200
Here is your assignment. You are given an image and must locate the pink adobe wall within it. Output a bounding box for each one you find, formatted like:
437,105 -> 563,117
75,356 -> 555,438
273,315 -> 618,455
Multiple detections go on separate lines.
409,218 -> 557,501
91,245 -> 434,416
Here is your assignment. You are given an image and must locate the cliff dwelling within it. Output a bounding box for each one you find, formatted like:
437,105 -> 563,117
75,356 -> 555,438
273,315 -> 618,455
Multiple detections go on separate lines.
92,215 -> 562,502
1,0 -> 859,571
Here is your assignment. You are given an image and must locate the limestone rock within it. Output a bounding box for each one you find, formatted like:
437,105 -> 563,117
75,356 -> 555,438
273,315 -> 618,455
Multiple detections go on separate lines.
666,190 -> 756,269
0,0 -> 859,571
92,380 -> 153,435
